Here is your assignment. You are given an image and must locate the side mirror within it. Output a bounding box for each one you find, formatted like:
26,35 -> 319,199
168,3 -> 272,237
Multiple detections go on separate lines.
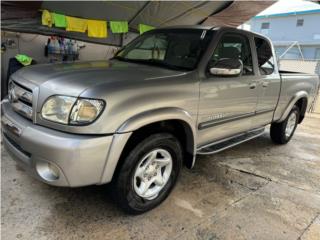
209,58 -> 243,77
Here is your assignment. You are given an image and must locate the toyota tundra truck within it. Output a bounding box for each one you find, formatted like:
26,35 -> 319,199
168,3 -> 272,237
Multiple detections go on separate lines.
2,26 -> 319,214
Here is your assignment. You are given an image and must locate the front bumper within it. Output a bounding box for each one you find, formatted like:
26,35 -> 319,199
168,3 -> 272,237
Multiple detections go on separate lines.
1,100 -> 114,187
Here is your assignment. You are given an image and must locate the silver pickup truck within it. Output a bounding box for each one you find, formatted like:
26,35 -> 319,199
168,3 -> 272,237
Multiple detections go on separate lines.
2,26 -> 319,213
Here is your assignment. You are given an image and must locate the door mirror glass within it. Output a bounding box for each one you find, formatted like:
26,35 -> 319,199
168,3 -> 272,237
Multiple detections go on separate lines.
209,58 -> 243,77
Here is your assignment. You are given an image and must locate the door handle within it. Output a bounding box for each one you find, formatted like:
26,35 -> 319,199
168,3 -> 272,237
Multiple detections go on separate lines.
262,82 -> 269,88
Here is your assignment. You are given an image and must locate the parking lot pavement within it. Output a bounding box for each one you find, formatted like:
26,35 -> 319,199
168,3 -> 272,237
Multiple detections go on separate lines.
1,114 -> 320,240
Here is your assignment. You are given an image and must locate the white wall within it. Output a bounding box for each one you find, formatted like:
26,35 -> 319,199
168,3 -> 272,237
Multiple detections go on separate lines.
250,13 -> 320,60
251,13 -> 320,42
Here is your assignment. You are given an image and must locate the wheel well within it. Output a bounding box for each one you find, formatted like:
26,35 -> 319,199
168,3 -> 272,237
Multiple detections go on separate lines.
295,97 -> 308,123
114,120 -> 195,178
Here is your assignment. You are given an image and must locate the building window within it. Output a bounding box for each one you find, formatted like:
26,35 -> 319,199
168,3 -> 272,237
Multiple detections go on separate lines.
261,22 -> 270,29
296,19 -> 304,27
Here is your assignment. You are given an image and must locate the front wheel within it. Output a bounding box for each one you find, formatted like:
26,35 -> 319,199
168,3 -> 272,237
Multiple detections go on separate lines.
270,106 -> 299,144
112,133 -> 182,214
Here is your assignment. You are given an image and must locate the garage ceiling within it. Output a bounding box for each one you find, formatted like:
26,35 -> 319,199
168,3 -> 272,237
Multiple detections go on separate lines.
1,1 -> 274,46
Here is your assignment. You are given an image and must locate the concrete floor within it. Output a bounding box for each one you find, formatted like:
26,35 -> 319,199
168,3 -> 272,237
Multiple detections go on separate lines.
1,114 -> 320,240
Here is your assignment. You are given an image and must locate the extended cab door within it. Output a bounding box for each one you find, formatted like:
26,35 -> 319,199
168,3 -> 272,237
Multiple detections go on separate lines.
251,36 -> 281,128
197,32 -> 260,146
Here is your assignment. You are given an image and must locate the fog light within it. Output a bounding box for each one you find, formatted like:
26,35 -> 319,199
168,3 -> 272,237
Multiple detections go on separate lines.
36,161 -> 60,181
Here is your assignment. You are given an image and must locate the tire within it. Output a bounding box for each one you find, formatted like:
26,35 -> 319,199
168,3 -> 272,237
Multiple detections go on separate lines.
270,106 -> 299,144
112,133 -> 183,214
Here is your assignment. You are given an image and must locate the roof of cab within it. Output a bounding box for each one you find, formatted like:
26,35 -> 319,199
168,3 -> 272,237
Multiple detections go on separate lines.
157,25 -> 214,30
152,25 -> 271,42
155,25 -> 249,34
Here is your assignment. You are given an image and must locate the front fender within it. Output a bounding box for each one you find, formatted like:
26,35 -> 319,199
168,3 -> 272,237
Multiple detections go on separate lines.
116,107 -> 196,134
100,108 -> 197,184
117,107 -> 197,168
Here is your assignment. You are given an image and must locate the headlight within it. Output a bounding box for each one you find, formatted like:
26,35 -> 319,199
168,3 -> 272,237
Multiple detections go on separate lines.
41,95 -> 104,125
41,96 -> 77,124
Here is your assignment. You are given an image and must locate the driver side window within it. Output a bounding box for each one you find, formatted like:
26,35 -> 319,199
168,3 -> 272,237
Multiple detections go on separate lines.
210,33 -> 254,76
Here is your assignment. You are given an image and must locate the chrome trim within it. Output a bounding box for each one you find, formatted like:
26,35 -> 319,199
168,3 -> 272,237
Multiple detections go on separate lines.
9,81 -> 33,120
11,82 -> 33,104
198,112 -> 255,130
11,101 -> 33,119
198,109 -> 274,130
255,108 -> 275,115
210,67 -> 241,76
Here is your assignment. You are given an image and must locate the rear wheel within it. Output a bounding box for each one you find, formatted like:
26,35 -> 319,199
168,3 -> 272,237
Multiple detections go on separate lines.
270,106 -> 299,144
113,133 -> 182,214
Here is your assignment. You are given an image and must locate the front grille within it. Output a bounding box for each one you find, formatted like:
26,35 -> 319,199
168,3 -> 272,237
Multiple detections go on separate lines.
8,81 -> 33,120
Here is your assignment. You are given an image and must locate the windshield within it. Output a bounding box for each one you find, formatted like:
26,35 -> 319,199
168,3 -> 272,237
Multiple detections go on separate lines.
114,29 -> 213,71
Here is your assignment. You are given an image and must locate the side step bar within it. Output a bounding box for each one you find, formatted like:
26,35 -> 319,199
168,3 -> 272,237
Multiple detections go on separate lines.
197,127 -> 265,155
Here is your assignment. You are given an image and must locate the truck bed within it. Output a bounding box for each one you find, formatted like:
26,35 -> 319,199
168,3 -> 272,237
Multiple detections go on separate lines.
274,71 -> 320,121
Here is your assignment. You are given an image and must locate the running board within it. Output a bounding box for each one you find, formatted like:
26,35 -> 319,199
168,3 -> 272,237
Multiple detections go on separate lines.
197,128 -> 265,155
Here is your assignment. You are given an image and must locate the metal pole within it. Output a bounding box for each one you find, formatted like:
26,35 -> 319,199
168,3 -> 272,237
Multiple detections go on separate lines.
279,41 -> 298,59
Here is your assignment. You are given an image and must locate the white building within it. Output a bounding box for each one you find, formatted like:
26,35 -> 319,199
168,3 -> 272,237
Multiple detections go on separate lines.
250,1 -> 320,60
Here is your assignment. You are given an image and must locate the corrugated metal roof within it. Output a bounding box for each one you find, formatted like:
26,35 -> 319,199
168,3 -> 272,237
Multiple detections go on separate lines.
1,1 -> 277,46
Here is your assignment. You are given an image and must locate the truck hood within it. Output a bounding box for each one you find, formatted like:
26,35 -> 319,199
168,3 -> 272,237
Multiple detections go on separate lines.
12,60 -> 186,96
